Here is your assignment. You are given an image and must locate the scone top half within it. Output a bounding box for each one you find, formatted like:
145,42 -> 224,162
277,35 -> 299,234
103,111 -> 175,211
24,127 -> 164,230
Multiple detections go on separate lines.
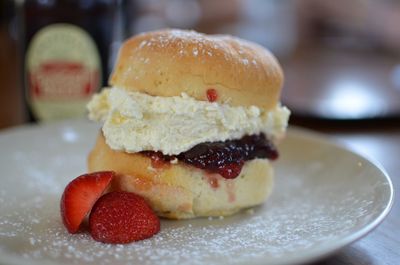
111,29 -> 283,110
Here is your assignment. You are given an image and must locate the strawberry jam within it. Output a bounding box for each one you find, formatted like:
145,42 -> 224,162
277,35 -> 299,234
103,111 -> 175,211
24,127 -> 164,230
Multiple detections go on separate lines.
141,134 -> 278,179
206,88 -> 218,102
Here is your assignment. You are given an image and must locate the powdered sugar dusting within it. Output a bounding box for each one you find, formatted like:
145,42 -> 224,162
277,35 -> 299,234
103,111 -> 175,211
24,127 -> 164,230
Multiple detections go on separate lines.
133,29 -> 257,66
138,40 -> 147,49
0,121 -> 392,265
0,174 -> 376,265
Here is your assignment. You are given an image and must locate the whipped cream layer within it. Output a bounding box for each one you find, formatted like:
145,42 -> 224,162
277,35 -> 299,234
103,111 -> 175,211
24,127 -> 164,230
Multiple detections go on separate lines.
87,87 -> 290,155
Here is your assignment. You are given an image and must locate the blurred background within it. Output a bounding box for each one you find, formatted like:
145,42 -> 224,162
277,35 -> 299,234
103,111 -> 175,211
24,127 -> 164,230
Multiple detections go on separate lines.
1,0 -> 400,129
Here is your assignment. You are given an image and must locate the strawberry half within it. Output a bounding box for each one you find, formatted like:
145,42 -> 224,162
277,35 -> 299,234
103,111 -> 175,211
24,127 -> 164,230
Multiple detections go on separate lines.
60,171 -> 114,233
89,191 -> 160,244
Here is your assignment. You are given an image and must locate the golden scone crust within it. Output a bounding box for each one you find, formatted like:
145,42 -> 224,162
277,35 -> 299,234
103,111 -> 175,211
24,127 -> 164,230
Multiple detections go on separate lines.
88,132 -> 274,219
110,29 -> 283,110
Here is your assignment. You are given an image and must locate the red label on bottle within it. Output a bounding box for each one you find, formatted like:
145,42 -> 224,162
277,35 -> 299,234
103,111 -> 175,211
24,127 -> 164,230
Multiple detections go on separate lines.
29,61 -> 99,100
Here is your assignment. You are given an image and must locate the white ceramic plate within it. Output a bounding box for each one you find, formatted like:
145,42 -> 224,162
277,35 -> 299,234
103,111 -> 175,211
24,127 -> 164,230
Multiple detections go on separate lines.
0,120 -> 393,265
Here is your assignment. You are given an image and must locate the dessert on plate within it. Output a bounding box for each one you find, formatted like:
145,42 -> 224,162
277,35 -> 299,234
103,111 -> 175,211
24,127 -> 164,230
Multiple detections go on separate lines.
87,29 -> 290,219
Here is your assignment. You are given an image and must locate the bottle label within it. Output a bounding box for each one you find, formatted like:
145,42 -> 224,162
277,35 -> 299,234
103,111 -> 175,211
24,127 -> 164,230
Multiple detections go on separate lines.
25,23 -> 102,121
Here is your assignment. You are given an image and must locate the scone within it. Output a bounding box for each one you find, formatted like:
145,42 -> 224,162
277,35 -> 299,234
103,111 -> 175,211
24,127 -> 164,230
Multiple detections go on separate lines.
87,29 -> 290,219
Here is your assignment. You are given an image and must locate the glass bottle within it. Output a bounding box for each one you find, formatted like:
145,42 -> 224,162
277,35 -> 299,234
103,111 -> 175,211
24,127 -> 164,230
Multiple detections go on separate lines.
18,0 -> 120,122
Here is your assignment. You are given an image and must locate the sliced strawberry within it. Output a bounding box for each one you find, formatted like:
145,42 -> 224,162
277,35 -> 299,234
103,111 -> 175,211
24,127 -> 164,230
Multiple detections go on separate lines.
60,171 -> 114,233
89,191 -> 160,244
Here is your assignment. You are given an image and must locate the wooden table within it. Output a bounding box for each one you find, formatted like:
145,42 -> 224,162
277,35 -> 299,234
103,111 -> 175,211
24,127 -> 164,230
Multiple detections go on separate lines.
291,118 -> 400,265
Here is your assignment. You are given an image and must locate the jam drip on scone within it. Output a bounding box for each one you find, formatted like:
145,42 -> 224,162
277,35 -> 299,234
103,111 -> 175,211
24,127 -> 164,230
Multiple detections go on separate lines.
142,134 -> 278,179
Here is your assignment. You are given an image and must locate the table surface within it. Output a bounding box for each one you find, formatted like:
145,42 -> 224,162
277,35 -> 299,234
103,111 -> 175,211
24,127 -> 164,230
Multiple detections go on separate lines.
291,118 -> 400,265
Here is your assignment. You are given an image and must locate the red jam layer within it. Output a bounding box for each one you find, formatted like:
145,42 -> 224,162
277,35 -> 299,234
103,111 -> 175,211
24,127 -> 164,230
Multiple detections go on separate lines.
206,88 -> 218,102
141,134 -> 278,179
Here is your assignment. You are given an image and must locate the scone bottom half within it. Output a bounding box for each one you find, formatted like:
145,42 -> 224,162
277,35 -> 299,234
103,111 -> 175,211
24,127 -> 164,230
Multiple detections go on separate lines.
88,132 -> 275,219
